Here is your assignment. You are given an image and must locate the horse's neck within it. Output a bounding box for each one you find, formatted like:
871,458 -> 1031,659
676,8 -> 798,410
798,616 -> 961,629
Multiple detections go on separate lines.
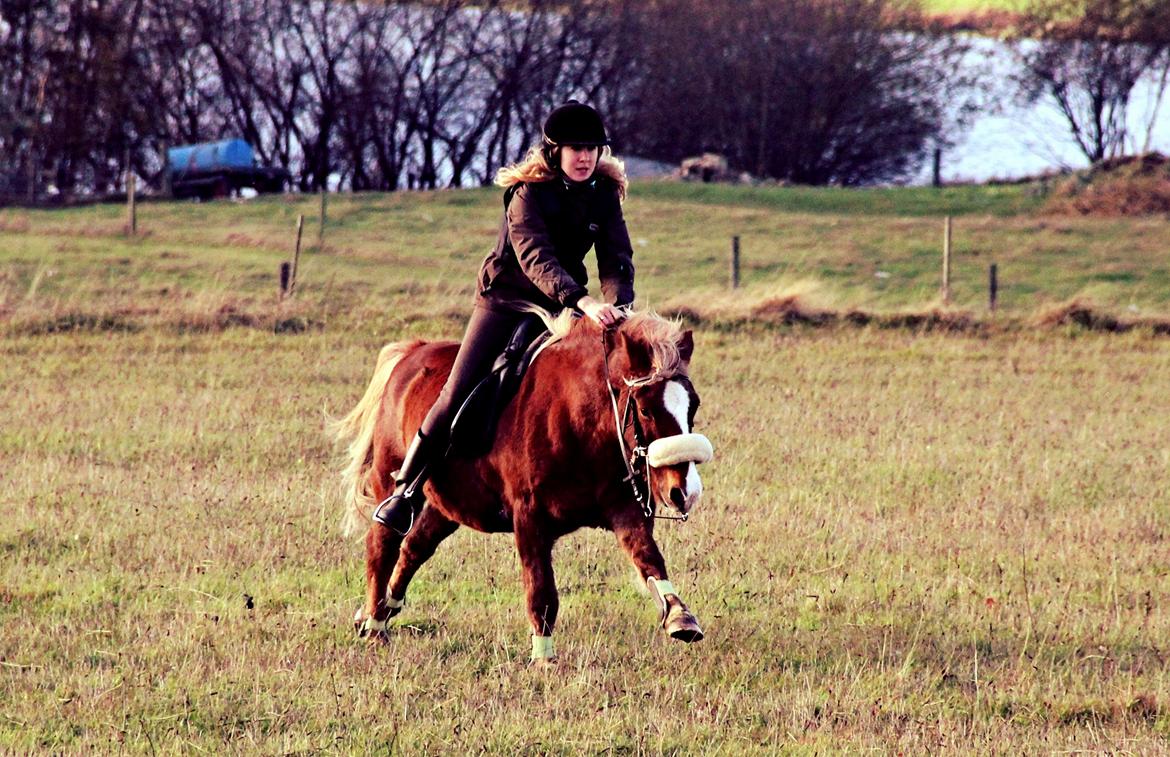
536,337 -> 609,417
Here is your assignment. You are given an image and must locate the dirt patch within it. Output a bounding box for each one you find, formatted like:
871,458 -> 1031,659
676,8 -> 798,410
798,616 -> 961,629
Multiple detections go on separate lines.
0,213 -> 32,233
2,301 -> 323,337
223,232 -> 283,251
12,312 -> 142,336
914,9 -> 1023,35
1034,298 -> 1170,334
1043,153 -> 1170,217
662,297 -> 985,335
662,294 -> 1170,337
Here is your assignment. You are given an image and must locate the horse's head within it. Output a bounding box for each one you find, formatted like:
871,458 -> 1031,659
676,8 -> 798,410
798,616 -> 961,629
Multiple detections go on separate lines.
610,315 -> 714,517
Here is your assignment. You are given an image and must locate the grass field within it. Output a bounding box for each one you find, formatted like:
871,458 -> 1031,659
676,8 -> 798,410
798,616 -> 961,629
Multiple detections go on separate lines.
919,0 -> 1018,14
2,184 -> 1169,752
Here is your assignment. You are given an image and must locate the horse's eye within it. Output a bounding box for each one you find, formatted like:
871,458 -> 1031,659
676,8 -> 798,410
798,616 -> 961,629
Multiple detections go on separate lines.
638,405 -> 651,418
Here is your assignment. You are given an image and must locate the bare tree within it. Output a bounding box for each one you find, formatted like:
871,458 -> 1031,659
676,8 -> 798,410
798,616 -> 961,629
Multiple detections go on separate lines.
0,0 -> 637,200
1012,0 -> 1170,163
622,0 -> 973,186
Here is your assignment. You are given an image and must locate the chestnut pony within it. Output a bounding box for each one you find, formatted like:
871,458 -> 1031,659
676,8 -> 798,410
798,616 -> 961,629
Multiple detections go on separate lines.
334,310 -> 712,661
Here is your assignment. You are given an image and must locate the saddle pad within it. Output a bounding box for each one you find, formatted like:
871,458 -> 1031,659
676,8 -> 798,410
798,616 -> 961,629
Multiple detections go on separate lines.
448,319 -> 550,456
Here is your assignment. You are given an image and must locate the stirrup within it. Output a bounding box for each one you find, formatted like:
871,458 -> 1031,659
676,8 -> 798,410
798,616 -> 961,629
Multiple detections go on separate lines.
372,491 -> 421,536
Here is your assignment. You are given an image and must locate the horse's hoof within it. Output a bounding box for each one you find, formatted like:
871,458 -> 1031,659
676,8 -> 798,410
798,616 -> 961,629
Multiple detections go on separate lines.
354,608 -> 393,640
529,656 -> 559,668
664,607 -> 704,643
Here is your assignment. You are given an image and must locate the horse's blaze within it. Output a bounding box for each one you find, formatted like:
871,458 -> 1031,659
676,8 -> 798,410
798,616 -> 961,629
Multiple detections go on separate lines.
656,380 -> 704,513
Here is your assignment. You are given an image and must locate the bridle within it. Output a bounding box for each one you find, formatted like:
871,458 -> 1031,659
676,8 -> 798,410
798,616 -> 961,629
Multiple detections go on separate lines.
600,330 -> 689,521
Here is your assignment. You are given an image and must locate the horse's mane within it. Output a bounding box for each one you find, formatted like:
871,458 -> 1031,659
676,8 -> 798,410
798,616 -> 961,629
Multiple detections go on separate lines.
524,306 -> 689,382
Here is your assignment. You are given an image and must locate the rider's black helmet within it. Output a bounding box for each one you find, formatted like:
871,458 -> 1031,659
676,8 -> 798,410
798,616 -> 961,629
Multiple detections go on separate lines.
542,101 -> 610,148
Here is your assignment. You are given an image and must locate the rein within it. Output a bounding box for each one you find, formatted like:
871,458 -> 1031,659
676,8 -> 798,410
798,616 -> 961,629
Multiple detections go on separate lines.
600,330 -> 688,522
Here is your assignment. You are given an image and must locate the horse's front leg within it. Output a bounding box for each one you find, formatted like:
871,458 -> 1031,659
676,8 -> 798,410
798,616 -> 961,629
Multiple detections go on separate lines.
612,515 -> 704,643
514,517 -> 559,664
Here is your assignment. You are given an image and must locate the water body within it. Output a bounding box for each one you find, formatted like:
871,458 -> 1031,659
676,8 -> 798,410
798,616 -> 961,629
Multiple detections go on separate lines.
923,37 -> 1170,184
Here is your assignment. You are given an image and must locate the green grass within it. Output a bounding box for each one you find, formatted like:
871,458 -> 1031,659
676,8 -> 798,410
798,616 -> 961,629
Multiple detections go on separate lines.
2,185 -> 1169,751
919,0 -> 1018,13
2,180 -> 1167,327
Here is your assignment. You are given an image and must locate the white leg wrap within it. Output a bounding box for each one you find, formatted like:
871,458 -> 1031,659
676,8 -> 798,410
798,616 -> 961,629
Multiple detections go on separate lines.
648,576 -> 677,600
361,616 -> 390,634
386,596 -> 404,610
531,635 -> 556,660
647,577 -> 678,622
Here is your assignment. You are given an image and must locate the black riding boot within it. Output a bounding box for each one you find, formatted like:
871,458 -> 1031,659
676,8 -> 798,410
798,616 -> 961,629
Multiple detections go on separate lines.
372,431 -> 434,535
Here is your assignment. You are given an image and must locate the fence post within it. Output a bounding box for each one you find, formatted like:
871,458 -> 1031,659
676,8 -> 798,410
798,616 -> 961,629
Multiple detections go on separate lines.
126,173 -> 137,236
161,139 -> 173,199
279,262 -> 291,298
942,216 -> 952,305
730,235 -> 740,289
291,215 -> 306,297
989,263 -> 998,313
318,189 -> 327,249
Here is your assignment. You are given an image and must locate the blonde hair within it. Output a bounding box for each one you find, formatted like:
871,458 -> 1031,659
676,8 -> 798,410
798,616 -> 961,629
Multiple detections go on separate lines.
495,145 -> 629,201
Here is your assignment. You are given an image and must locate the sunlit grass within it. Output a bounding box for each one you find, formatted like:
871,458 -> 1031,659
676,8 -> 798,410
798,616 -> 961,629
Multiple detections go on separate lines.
919,0 -> 1018,13
2,186 -> 1169,750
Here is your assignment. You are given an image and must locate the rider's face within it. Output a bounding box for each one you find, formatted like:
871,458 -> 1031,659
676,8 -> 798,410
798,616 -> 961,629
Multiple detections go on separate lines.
560,145 -> 600,182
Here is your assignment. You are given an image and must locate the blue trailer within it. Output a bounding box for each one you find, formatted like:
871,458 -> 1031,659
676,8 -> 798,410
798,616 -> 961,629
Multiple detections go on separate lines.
167,139 -> 289,199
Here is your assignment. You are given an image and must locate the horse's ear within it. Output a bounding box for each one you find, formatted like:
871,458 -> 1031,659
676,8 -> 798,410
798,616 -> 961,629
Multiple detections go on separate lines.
618,330 -> 652,379
678,330 -> 694,366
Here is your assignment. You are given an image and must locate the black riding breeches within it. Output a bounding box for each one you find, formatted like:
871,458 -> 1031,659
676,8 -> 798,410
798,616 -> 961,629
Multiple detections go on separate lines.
418,305 -> 535,444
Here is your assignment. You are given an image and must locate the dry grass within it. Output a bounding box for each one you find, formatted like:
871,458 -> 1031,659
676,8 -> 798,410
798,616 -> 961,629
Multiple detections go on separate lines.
2,325 -> 1168,752
2,187 -> 1170,751
1042,153 -> 1170,217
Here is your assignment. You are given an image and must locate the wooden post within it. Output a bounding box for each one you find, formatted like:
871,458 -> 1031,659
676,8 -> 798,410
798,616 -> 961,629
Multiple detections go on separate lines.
279,262 -> 291,297
932,148 -> 942,188
290,214 -> 304,295
161,139 -> 173,199
989,263 -> 998,312
28,73 -> 47,205
27,150 -> 36,205
730,235 -> 740,289
126,173 -> 137,236
317,189 -> 327,249
942,216 -> 952,305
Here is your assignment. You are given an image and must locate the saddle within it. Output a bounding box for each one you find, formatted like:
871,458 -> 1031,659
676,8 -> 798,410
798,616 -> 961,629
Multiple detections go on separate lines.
448,315 -> 550,456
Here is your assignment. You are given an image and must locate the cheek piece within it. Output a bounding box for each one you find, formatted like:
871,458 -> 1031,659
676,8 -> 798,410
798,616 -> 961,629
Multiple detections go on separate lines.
646,433 -> 714,468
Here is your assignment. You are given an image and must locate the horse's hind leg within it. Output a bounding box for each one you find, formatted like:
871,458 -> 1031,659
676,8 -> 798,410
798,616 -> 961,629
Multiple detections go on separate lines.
387,505 -> 459,608
357,521 -> 404,637
612,515 -> 704,643
357,506 -> 457,638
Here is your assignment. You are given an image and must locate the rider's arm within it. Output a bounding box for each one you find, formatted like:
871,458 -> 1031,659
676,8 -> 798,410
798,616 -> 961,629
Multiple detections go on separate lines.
594,185 -> 635,308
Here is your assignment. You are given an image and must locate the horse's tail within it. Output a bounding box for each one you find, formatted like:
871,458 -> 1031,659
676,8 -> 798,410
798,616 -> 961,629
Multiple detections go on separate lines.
330,340 -> 417,537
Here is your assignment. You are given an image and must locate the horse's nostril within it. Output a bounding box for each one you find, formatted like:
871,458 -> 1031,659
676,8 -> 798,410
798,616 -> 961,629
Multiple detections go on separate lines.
669,487 -> 686,510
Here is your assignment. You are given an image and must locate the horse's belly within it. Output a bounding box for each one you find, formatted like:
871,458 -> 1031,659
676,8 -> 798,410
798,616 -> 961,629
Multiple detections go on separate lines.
426,466 -> 513,533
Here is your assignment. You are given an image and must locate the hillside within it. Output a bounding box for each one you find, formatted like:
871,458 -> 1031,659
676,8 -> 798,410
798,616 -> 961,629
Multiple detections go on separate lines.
2,181 -> 1169,339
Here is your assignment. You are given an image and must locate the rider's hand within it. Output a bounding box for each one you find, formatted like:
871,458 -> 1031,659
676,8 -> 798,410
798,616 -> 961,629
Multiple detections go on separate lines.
577,296 -> 625,329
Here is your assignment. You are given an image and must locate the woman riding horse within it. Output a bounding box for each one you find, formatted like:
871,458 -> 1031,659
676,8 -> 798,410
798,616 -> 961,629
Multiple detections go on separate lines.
340,103 -> 714,661
372,101 -> 635,534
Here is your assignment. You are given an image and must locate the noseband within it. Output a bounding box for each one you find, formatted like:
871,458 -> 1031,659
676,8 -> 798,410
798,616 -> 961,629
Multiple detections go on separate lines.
600,330 -> 697,521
